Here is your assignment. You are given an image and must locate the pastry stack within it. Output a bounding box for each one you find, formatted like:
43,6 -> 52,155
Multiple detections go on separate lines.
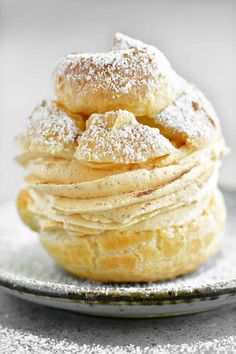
17,33 -> 227,282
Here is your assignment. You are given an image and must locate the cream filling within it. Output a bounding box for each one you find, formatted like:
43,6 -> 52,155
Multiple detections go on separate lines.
22,140 -> 224,199
22,141 -> 223,236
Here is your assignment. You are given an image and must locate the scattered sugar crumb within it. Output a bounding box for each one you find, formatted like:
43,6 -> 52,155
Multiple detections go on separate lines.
1,325 -> 236,354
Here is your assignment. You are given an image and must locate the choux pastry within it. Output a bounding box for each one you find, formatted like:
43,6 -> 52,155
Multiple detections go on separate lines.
17,33 -> 227,282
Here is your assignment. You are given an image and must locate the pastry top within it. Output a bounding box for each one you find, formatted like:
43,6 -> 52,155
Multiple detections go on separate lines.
17,33 -> 226,191
18,89 -> 222,164
75,110 -> 176,163
112,32 -> 158,52
18,100 -> 84,157
53,33 -> 185,116
18,34 -> 224,162
152,85 -> 219,147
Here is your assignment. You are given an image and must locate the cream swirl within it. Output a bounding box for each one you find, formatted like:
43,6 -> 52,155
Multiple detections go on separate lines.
17,34 -> 226,242
17,137 -> 224,236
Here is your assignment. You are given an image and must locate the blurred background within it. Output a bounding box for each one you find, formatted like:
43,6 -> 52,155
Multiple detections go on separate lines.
1,0 -> 235,202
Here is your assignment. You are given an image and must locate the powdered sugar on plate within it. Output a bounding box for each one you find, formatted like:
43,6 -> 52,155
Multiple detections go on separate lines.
0,190 -> 235,299
0,191 -> 236,352
1,325 -> 236,354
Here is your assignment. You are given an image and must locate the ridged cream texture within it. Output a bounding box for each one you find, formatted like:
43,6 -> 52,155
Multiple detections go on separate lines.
17,119 -> 225,236
16,33 -> 227,281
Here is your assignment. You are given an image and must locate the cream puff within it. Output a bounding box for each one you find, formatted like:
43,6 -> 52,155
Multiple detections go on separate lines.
17,33 -> 227,282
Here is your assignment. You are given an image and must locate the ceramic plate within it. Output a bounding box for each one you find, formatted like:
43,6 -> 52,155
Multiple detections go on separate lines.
0,189 -> 236,318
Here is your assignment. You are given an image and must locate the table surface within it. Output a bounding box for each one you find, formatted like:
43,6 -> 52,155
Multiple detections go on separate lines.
0,290 -> 236,353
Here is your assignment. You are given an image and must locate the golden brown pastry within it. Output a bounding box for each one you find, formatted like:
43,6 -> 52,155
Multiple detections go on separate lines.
17,33 -> 227,282
53,33 -> 185,116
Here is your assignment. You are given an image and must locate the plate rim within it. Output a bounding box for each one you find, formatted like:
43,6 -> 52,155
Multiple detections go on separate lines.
1,270 -> 236,305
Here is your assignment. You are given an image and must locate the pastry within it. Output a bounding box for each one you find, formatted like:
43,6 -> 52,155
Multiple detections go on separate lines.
16,33 -> 227,282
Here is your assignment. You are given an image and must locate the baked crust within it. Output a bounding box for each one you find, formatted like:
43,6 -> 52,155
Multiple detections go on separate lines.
18,189 -> 226,282
53,39 -> 183,117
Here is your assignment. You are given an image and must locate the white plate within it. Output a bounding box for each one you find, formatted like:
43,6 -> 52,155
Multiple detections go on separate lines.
0,189 -> 236,318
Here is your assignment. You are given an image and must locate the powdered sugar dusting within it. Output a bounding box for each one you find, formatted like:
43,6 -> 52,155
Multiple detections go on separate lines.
53,42 -> 176,99
113,32 -> 158,52
1,325 -> 236,354
75,110 -> 176,163
20,101 -> 80,153
155,86 -> 219,145
112,32 -> 170,75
